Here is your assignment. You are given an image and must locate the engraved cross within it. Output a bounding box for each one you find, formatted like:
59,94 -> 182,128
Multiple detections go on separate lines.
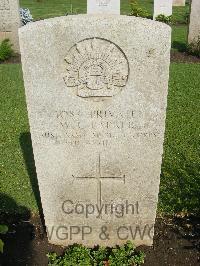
72,154 -> 125,208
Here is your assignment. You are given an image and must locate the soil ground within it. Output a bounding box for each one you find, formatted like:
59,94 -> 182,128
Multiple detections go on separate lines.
171,50 -> 200,63
0,214 -> 199,266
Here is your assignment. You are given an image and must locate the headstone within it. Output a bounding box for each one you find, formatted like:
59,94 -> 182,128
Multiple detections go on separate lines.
19,15 -> 171,247
0,0 -> 21,52
188,0 -> 200,43
87,0 -> 120,15
154,0 -> 173,19
173,0 -> 185,6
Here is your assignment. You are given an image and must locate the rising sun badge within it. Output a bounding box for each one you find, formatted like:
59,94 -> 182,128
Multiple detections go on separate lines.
64,37 -> 129,101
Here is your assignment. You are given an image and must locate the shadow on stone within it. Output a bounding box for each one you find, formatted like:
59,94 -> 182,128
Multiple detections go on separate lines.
19,132 -> 45,228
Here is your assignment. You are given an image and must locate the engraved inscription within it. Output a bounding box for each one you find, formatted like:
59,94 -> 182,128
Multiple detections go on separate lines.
42,108 -> 162,147
96,0 -> 111,6
64,38 -> 129,100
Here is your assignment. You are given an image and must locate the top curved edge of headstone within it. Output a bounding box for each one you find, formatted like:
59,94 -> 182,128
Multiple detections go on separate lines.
19,15 -> 171,34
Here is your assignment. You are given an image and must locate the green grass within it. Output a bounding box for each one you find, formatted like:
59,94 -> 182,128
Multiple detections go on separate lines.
159,63 -> 200,215
0,63 -> 200,215
19,0 -> 188,22
171,25 -> 188,51
19,0 -> 148,19
20,0 -> 87,19
18,0 -> 189,51
123,0 -> 153,16
0,64 -> 38,214
172,2 -> 190,24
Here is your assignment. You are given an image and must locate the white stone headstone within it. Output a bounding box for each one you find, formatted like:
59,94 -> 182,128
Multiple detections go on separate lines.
19,15 -> 171,247
0,0 -> 21,52
87,0 -> 120,15
173,0 -> 185,6
188,0 -> 200,43
154,0 -> 173,19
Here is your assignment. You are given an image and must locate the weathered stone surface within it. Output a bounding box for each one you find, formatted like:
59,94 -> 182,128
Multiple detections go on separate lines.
0,0 -> 21,52
188,0 -> 200,43
154,0 -> 173,19
173,0 -> 185,6
87,0 -> 120,15
19,15 -> 171,247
